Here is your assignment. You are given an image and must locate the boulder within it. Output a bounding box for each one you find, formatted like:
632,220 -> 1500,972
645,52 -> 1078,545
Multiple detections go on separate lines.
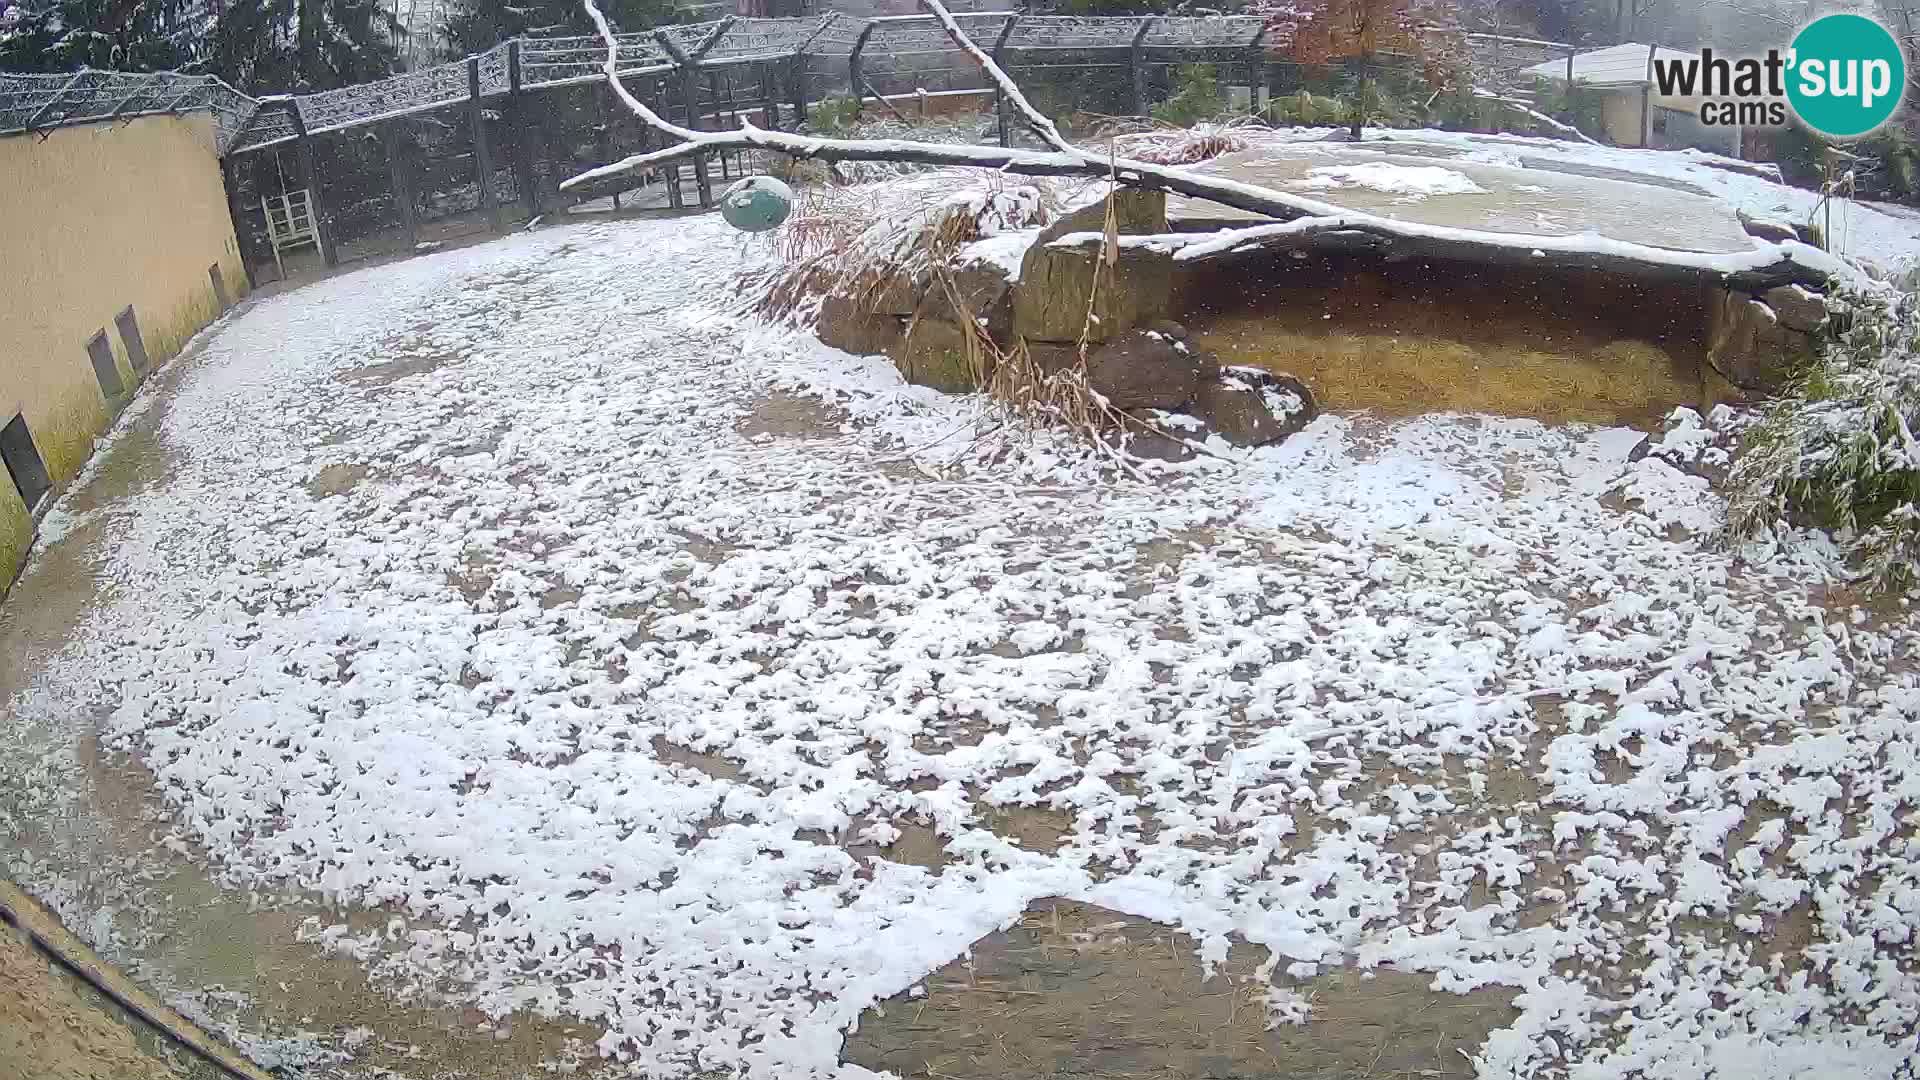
1082,328 -> 1213,411
1112,408 -> 1214,462
1707,289 -> 1816,394
1761,284 -> 1829,333
943,258 -> 1017,346
862,266 -> 928,316
1736,208 -> 1800,245
893,306 -> 986,394
1014,243 -> 1173,344
1037,188 -> 1168,246
1191,367 -> 1318,447
817,294 -> 906,356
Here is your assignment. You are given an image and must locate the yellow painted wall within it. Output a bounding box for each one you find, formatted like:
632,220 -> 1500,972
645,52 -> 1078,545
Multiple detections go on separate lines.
1601,89 -> 1646,146
0,111 -> 247,593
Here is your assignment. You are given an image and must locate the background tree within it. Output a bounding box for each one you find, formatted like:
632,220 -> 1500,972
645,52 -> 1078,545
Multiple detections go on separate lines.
1263,0 -> 1434,138
442,0 -> 681,58
3,0 -> 402,92
0,0 -> 195,72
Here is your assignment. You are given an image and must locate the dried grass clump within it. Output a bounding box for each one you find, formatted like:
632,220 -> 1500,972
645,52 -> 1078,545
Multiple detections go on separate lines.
1102,117 -> 1264,165
744,170 -> 1069,326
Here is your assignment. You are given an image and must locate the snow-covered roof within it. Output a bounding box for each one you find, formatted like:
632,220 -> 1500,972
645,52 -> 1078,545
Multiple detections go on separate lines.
1523,43 -> 1695,88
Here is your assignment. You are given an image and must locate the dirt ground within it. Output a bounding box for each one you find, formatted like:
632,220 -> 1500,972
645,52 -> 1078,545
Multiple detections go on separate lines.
845,900 -> 1517,1080
0,922 -> 189,1080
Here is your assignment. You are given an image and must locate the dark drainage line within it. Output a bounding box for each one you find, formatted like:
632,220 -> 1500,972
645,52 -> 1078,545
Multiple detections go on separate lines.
0,882 -> 279,1080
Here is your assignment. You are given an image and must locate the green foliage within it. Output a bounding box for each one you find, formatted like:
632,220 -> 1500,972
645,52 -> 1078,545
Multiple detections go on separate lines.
1855,125 -> 1920,203
803,95 -> 864,138
1265,88 -> 1350,127
1151,63 -> 1225,127
1727,283 -> 1920,590
1530,77 -> 1602,138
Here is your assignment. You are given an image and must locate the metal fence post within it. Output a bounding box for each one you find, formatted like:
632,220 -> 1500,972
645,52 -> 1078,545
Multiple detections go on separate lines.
991,16 -> 1020,147
218,155 -> 261,290
655,30 -> 714,208
468,56 -> 503,232
1129,19 -> 1154,117
288,104 -> 338,268
508,40 -> 539,221
848,21 -> 876,118
1246,26 -> 1268,115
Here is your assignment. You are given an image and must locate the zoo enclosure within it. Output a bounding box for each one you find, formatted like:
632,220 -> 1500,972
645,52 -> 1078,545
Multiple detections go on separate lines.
8,13 -> 1566,283
209,11 -> 1272,278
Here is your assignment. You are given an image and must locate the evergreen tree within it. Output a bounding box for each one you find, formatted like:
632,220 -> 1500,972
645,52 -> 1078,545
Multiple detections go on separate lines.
0,0 -> 195,73
198,0 -> 401,92
441,0 -> 681,59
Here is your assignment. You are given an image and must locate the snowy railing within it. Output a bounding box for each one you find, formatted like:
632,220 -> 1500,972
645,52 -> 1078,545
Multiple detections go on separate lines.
0,69 -> 260,153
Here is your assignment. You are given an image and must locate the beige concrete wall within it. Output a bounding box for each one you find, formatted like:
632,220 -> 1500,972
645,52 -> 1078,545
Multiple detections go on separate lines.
0,112 -> 246,591
1600,89 -> 1646,146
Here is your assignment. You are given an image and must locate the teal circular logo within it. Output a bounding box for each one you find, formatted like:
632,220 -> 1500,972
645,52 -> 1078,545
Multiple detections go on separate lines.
1786,13 -> 1906,138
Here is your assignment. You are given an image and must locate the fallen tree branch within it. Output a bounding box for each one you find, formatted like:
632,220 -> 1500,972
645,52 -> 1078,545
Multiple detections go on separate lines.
568,0 -> 1848,291
1045,220 -> 1858,291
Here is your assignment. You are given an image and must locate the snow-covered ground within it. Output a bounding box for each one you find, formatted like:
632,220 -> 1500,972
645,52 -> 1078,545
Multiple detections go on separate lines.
5,213 -> 1920,1079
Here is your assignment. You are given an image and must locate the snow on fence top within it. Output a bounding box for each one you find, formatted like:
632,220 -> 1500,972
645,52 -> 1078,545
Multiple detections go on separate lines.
191,13 -> 1276,156
519,33 -> 676,90
0,69 -> 259,153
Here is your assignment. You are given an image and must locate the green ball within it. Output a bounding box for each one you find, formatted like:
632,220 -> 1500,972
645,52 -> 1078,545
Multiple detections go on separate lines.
719,176 -> 795,232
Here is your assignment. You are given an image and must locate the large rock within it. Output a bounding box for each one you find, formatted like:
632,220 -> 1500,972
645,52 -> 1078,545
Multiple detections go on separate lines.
1761,284 -> 1829,333
1735,208 -> 1800,245
1707,289 -> 1817,394
944,258 -> 1017,346
1014,243 -> 1173,344
1192,367 -> 1318,447
894,302 -> 986,394
1082,328 -> 1214,410
861,266 -> 927,316
1037,188 -> 1168,247
817,294 -> 906,356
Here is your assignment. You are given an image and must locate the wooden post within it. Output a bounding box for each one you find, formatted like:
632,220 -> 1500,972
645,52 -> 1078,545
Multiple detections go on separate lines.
991,15 -> 1020,147
385,121 -> 418,250
1641,41 -> 1657,147
468,56 -> 503,232
289,105 -> 337,268
508,40 -> 539,221
1129,19 -> 1154,117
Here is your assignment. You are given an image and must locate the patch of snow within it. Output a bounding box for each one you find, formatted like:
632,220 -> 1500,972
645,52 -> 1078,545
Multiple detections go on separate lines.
1291,163 -> 1487,199
954,230 -> 1036,283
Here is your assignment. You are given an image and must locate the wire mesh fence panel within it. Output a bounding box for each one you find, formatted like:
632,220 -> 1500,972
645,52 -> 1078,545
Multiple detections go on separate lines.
1003,52 -> 1133,120
312,128 -> 406,258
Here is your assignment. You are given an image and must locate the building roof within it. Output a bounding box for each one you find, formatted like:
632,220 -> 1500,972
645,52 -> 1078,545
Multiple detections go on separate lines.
1523,43 -> 1696,88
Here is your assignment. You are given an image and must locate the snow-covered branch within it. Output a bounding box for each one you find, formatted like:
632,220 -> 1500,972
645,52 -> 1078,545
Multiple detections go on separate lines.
1470,89 -> 1601,147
